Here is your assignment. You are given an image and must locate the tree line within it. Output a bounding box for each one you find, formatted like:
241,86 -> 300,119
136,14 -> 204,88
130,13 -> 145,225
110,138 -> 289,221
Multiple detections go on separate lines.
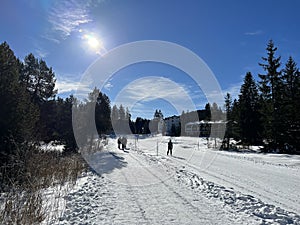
1,38 -> 300,177
110,105 -> 160,135
224,40 -> 300,154
0,42 -> 80,160
0,42 -> 117,188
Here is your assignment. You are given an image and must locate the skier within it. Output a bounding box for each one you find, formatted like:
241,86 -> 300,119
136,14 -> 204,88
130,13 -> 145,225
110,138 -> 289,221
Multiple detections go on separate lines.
167,139 -> 173,156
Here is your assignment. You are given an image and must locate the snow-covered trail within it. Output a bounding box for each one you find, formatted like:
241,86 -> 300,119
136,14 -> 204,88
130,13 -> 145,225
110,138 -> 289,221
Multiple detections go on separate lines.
126,136 -> 300,223
183,150 -> 300,215
159,139 -> 300,215
56,142 -> 259,224
55,136 -> 300,224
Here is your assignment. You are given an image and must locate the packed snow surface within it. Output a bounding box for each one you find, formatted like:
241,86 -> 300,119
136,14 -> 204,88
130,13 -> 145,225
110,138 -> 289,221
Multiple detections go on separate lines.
55,136 -> 300,224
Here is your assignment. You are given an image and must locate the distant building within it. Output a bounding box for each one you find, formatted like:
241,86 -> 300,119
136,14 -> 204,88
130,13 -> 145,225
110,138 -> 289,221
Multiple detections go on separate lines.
185,121 -> 226,137
164,115 -> 180,136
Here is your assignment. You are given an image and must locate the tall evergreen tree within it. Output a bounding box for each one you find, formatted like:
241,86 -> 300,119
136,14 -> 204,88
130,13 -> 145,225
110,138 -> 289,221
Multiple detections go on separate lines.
39,99 -> 57,142
223,93 -> 233,149
238,72 -> 262,145
20,53 -> 58,141
61,95 -> 79,153
0,42 -> 38,164
231,99 -> 240,140
154,109 -> 164,119
95,91 -> 111,135
281,57 -> 300,153
125,107 -> 131,120
204,103 -> 211,120
293,71 -> 300,153
87,87 -> 112,135
111,105 -> 119,121
258,40 -> 283,147
210,102 -> 223,121
111,104 -> 119,133
20,53 -> 57,104
119,104 -> 125,121
150,110 -> 164,134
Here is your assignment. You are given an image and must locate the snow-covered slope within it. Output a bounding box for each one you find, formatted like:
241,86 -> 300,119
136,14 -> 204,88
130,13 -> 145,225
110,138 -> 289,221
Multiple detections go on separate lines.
56,136 -> 300,224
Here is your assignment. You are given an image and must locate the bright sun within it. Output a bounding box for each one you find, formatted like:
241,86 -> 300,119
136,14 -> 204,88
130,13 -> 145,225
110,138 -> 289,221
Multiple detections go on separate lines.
87,35 -> 100,48
83,33 -> 105,54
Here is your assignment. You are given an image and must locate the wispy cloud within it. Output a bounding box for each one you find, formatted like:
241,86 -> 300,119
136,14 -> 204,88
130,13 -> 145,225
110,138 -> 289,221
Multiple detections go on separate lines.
47,1 -> 91,41
46,0 -> 104,42
35,48 -> 49,58
104,81 -> 113,90
244,30 -> 263,36
129,103 -> 162,119
113,77 -> 197,113
41,34 -> 61,43
55,77 -> 90,95
30,38 -> 49,58
222,82 -> 242,101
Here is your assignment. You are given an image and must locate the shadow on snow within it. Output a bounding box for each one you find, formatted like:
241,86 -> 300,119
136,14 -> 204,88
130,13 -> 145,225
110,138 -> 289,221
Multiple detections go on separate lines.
85,150 -> 128,176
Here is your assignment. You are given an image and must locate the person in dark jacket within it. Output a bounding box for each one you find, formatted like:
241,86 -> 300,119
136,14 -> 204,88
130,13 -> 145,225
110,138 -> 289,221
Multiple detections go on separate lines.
121,136 -> 127,150
167,139 -> 173,156
117,137 -> 121,149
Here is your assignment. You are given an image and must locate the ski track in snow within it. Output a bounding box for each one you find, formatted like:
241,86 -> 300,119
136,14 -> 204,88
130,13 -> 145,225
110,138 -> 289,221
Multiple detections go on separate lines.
55,136 -> 300,225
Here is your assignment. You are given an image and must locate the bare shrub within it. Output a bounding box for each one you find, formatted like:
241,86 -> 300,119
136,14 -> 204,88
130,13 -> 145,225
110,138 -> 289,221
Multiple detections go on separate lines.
0,142 -> 88,224
1,189 -> 45,225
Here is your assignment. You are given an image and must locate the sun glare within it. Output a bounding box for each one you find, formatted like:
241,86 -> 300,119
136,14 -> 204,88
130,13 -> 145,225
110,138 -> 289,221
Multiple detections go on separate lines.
87,35 -> 99,48
83,33 -> 105,55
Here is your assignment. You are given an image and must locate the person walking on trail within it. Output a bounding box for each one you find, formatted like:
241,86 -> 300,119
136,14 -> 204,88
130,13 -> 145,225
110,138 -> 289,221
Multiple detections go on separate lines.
122,137 -> 127,150
167,139 -> 173,156
117,137 -> 121,149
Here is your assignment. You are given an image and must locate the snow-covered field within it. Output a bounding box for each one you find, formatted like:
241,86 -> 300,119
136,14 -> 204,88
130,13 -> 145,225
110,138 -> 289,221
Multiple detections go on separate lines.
55,136 -> 300,224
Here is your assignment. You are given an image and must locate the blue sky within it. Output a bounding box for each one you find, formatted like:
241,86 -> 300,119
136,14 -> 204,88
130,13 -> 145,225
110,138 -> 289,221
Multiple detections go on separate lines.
1,0 -> 300,119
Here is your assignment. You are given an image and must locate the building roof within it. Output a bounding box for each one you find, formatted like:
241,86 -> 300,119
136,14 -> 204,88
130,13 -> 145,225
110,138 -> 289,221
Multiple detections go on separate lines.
186,120 -> 227,125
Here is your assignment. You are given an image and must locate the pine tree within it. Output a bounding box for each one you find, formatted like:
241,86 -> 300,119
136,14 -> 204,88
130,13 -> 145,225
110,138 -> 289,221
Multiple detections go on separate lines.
111,105 -> 119,121
258,40 -> 283,148
95,91 -> 111,135
73,88 -> 112,148
125,107 -> 131,120
204,103 -> 211,120
0,42 -> 38,164
111,104 -> 119,133
39,99 -> 57,142
119,104 -> 125,121
115,104 -> 131,134
87,88 -> 111,135
61,95 -> 79,153
151,109 -> 164,134
154,109 -> 164,119
20,53 -> 57,104
20,53 -> 58,141
293,72 -> 300,154
210,102 -> 223,121
238,72 -> 262,145
19,53 -> 38,91
231,99 -> 240,141
281,57 -> 300,153
223,93 -> 232,149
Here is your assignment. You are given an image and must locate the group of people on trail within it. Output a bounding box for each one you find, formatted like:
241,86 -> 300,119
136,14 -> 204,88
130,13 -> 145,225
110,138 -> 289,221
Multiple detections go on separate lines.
117,136 -> 127,150
117,136 -> 173,155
